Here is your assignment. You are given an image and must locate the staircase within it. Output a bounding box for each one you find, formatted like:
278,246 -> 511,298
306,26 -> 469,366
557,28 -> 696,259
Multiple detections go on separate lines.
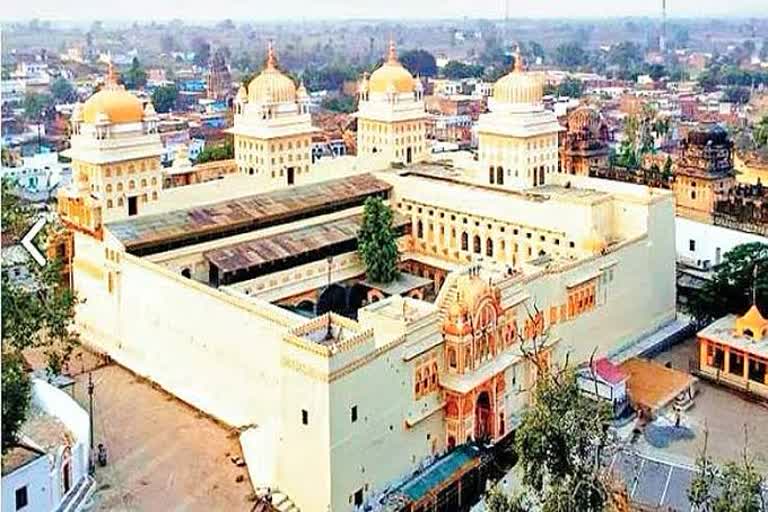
435,271 -> 461,323
56,474 -> 95,512
254,487 -> 300,512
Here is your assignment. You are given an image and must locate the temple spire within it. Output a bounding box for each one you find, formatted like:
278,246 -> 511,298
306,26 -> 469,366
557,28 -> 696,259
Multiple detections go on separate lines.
387,38 -> 397,64
513,45 -> 524,73
266,40 -> 277,69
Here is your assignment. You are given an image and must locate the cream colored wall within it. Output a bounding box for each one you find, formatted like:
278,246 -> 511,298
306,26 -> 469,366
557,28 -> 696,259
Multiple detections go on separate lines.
235,133 -> 313,184
327,341 -> 445,512
357,119 -> 428,164
477,133 -> 559,189
72,232 -> 296,427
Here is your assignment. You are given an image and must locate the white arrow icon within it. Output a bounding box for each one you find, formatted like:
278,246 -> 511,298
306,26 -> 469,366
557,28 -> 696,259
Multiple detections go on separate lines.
21,218 -> 47,267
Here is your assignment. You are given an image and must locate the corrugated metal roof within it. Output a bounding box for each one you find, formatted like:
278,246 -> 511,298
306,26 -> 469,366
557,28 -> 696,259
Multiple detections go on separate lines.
106,174 -> 391,253
204,213 -> 409,274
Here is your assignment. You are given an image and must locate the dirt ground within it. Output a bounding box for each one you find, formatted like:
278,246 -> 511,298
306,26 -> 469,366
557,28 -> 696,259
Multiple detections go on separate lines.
30,348 -> 255,511
650,337 -> 768,471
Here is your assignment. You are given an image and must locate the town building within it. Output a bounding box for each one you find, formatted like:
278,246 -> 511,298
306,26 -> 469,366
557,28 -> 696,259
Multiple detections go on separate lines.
206,49 -> 233,103
1,379 -> 92,512
559,105 -> 612,176
697,304 -> 768,399
59,42 -> 677,512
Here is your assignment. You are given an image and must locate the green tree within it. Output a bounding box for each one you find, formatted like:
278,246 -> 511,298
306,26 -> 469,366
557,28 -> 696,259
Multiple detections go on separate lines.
687,242 -> 768,323
724,86 -> 751,105
753,116 -> 768,148
23,92 -> 51,122
121,57 -> 147,90
321,95 -> 356,113
688,433 -> 766,512
1,191 -> 80,452
556,77 -> 584,98
514,365 -> 612,511
195,138 -> 234,164
484,487 -> 529,512
662,155 -> 673,178
2,353 -> 32,451
357,197 -> 399,284
151,84 -> 178,113
554,42 -> 588,69
50,77 -> 76,103
442,61 -> 484,80
399,49 -> 437,77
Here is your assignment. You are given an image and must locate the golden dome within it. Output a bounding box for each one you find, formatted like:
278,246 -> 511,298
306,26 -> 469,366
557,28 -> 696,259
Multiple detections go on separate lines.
735,304 -> 768,340
368,40 -> 415,94
81,62 -> 144,124
247,42 -> 297,104
493,47 -> 544,105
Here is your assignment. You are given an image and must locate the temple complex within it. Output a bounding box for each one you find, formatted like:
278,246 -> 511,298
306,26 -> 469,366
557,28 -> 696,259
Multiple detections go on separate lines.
698,303 -> 768,399
58,43 -> 677,512
206,48 -> 233,102
559,105 -> 612,176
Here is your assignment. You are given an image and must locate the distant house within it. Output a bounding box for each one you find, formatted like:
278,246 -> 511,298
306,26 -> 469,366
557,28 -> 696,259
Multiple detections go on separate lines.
1,379 -> 93,512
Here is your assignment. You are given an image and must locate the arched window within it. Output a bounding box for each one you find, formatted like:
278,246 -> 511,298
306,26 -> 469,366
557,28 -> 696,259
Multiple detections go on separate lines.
129,180 -> 135,190
461,232 -> 469,251
117,182 -> 123,192
497,166 -> 504,185
486,238 -> 494,257
106,184 -> 112,193
489,166 -> 495,184
473,235 -> 481,254
417,220 -> 424,238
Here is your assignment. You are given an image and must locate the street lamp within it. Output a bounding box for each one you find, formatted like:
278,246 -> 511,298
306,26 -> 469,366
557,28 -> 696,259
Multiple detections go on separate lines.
88,372 -> 95,452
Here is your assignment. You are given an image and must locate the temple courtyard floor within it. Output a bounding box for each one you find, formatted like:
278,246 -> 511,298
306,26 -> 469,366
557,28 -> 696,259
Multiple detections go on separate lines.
643,336 -> 768,472
30,347 -> 255,511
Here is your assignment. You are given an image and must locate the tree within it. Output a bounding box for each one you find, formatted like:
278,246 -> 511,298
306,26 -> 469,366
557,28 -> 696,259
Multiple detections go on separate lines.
554,42 -> 588,69
484,487 -> 529,512
1,190 -> 80,452
688,431 -> 766,512
23,92 -> 51,122
755,116 -> 768,148
400,49 -> 437,77
121,57 -> 147,90
2,353 -> 32,451
195,138 -> 234,164
50,77 -> 76,103
724,86 -> 751,105
662,155 -> 673,179
556,77 -> 584,98
321,95 -> 356,113
357,197 -> 399,284
191,37 -> 211,68
442,61 -> 484,80
151,84 -> 178,113
687,242 -> 768,323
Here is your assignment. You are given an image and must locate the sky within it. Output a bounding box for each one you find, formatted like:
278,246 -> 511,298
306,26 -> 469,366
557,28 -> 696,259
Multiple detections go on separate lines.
4,0 -> 768,21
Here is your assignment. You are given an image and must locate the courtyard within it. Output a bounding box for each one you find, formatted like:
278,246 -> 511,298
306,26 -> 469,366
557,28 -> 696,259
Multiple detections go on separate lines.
645,337 -> 768,471
52,349 -> 255,511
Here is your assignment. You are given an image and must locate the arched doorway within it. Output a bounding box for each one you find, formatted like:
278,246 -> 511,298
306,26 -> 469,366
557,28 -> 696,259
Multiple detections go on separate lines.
475,391 -> 492,442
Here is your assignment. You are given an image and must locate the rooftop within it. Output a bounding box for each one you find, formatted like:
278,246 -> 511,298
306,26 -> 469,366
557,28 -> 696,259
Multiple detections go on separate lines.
107,173 -> 391,255
203,213 -> 409,280
619,358 -> 696,413
698,311 -> 768,359
1,403 -> 73,475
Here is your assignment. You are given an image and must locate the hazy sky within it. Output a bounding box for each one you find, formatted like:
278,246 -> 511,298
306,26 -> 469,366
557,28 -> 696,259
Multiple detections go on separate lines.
5,0 -> 768,21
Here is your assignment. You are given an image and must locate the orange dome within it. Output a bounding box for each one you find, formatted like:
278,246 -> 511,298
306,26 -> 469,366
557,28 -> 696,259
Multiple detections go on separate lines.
82,88 -> 144,124
368,40 -> 414,94
248,42 -> 297,104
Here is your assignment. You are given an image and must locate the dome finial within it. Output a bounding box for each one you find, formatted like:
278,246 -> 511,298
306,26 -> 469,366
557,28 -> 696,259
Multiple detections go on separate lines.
266,40 -> 277,69
514,45 -> 524,73
387,38 -> 398,64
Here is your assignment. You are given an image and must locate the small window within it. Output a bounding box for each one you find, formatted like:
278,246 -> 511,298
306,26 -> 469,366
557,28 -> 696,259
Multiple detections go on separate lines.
351,406 -> 358,423
354,489 -> 364,506
15,486 -> 28,510
302,409 -> 309,425
689,240 -> 696,252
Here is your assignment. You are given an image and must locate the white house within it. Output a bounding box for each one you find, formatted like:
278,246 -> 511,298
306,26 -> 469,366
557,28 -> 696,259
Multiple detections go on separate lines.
1,379 -> 92,512
675,216 -> 767,271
